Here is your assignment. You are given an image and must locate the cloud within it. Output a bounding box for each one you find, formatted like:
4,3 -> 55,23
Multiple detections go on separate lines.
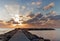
0,7 -> 12,21
4,4 -> 20,15
32,2 -> 35,5
7,18 -> 19,24
47,11 -> 56,16
46,11 -> 57,16
0,4 -> 20,21
4,4 -> 20,19
21,6 -> 26,10
50,11 -> 56,14
31,1 -> 42,6
35,13 -> 43,18
36,2 -> 42,5
26,12 -> 35,18
21,11 -> 34,21
43,2 -> 54,10
22,13 -> 43,24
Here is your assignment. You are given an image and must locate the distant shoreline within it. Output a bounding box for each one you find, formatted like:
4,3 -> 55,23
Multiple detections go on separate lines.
16,28 -> 55,31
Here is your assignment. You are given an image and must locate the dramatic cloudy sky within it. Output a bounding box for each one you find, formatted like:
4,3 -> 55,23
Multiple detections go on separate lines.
0,0 -> 60,21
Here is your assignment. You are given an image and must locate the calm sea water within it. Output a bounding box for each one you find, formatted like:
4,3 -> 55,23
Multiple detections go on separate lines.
0,28 -> 60,41
0,28 -> 15,34
29,28 -> 60,41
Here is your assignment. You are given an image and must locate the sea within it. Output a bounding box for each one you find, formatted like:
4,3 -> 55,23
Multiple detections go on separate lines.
0,28 -> 60,41
29,28 -> 60,41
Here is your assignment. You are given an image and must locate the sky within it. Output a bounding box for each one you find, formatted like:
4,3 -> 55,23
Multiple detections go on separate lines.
0,0 -> 60,21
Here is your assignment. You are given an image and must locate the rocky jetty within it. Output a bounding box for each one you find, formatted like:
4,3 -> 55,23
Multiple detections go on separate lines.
0,28 -> 50,41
